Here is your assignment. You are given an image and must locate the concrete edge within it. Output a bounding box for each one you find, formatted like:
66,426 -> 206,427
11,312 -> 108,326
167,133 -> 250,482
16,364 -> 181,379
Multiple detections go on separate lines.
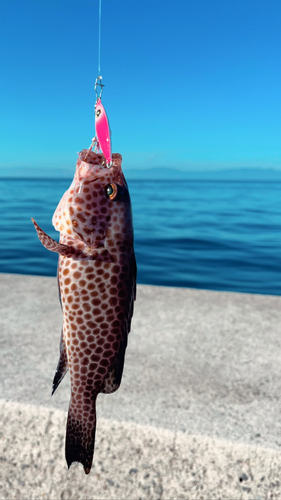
0,399 -> 281,499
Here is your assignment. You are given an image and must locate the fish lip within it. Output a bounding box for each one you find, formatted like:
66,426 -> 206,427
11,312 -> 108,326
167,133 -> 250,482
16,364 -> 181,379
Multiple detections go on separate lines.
86,177 -> 102,184
78,149 -> 104,163
76,150 -> 124,185
78,163 -> 123,187
76,163 -> 108,184
79,150 -> 122,168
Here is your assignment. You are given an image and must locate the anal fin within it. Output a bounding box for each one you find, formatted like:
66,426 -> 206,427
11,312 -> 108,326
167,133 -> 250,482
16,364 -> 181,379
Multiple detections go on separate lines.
101,334 -> 127,394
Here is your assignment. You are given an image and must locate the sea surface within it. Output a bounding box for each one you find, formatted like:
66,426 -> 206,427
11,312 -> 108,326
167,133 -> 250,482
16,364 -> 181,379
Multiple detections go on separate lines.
1,178 -> 280,295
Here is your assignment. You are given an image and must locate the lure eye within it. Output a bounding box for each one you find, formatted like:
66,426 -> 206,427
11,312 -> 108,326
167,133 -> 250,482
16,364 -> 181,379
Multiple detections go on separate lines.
105,183 -> 118,200
96,108 -> 101,118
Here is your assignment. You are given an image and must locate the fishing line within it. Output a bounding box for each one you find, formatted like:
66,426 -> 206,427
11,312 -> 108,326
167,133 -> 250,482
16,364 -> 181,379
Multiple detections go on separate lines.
98,0 -> 102,76
95,0 -> 104,102
88,0 -> 112,167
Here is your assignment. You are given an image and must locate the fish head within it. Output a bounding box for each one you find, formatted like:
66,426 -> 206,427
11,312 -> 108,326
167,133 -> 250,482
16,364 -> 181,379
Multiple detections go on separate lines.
52,150 -> 133,250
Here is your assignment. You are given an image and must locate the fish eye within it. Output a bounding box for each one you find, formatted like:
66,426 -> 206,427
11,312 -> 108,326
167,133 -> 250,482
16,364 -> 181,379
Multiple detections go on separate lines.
96,109 -> 101,117
105,183 -> 118,200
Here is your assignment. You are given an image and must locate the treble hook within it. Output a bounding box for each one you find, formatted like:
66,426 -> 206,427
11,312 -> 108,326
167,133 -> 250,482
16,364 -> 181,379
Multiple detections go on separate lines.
95,76 -> 104,102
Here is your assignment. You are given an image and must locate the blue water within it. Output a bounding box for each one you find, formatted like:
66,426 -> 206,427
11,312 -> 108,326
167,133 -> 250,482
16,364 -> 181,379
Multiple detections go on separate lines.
1,178 -> 280,295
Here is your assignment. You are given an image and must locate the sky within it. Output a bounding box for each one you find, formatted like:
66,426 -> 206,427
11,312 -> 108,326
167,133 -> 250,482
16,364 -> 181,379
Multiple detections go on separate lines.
1,0 -> 281,175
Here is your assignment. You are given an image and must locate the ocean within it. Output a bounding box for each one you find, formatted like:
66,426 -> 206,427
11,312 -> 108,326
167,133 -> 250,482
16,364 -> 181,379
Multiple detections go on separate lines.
1,177 -> 280,295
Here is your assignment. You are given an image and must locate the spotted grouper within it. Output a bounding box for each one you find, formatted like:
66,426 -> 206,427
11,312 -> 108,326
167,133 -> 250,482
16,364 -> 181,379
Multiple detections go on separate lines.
32,150 -> 136,474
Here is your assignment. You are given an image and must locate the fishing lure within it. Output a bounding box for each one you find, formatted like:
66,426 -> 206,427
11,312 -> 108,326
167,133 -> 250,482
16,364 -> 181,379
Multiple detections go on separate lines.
86,77 -> 112,168
93,76 -> 112,166
95,97 -> 112,165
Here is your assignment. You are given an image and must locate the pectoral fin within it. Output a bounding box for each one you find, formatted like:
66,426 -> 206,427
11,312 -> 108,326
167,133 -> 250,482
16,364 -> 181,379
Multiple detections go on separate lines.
32,218 -> 79,258
32,218 -> 114,262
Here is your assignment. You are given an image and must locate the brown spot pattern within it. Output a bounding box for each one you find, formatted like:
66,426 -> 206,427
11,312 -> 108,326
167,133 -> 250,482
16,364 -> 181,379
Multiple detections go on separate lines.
33,151 -> 136,475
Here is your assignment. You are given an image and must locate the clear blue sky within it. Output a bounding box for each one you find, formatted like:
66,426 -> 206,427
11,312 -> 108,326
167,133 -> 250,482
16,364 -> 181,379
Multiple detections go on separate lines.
1,0 -> 280,174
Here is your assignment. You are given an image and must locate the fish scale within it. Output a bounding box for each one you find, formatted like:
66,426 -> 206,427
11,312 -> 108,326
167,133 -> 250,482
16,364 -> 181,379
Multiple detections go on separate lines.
32,150 -> 136,474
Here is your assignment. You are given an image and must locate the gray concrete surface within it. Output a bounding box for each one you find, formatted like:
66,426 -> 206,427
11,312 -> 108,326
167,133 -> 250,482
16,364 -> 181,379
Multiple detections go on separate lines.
0,272 -> 281,498
1,399 -> 281,499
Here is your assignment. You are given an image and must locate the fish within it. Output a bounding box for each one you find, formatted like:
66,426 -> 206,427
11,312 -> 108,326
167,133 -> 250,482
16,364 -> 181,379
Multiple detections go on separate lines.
32,150 -> 136,474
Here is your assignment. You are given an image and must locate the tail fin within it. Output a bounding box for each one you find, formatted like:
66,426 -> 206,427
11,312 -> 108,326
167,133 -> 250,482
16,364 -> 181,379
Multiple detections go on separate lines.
65,396 -> 97,475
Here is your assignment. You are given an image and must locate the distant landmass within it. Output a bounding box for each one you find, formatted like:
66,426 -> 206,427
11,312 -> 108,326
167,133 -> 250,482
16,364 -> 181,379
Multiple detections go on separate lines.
124,167 -> 281,181
1,166 -> 281,181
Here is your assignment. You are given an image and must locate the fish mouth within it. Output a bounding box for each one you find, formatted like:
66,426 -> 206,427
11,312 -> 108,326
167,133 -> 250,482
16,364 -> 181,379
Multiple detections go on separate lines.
79,150 -> 122,169
76,149 -> 124,185
79,149 -> 106,166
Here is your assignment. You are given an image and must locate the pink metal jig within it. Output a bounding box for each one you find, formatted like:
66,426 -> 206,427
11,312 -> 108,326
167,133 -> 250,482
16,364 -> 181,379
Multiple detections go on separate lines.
95,98 -> 112,167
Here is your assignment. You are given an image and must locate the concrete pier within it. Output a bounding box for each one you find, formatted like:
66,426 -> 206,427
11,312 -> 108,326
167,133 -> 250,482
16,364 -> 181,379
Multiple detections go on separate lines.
0,273 -> 281,498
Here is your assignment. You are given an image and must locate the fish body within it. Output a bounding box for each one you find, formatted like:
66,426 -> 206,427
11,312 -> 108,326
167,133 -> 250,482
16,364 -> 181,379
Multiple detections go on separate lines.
95,99 -> 112,165
32,150 -> 136,474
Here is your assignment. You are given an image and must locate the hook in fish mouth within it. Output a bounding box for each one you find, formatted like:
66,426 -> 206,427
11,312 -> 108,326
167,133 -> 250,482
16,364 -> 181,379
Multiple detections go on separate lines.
77,150 -> 122,171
